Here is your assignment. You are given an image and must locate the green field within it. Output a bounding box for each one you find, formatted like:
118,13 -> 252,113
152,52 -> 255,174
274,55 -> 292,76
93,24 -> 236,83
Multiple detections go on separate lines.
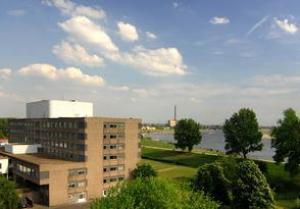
141,145 -> 300,209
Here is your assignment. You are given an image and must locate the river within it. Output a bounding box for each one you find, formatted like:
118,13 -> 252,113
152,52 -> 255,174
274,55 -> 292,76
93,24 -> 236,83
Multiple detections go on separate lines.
144,129 -> 275,161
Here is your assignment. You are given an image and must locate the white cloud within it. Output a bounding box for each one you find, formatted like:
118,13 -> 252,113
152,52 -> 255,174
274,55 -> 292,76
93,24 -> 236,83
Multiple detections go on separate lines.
117,22 -> 139,42
53,41 -> 104,67
210,16 -> 230,25
18,64 -> 104,86
108,85 -> 130,92
7,9 -> 26,17
122,47 -> 187,76
146,32 -> 157,39
0,69 -> 12,80
274,18 -> 298,34
43,0 -> 105,19
59,16 -> 119,52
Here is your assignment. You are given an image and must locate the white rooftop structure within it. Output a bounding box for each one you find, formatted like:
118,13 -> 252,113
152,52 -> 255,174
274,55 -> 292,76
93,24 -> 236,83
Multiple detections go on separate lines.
4,144 -> 41,154
26,100 -> 93,118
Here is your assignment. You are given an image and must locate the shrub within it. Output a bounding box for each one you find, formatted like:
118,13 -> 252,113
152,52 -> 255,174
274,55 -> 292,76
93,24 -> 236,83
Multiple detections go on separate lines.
0,176 -> 20,209
132,163 -> 157,179
232,160 -> 274,209
193,163 -> 231,205
90,178 -> 219,209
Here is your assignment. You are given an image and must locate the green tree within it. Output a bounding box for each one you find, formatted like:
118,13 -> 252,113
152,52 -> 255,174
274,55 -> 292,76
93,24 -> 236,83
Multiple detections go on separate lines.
193,163 -> 231,205
272,108 -> 300,176
132,163 -> 157,179
0,176 -> 20,209
223,108 -> 263,158
174,119 -> 202,152
232,160 -> 274,209
90,178 -> 219,209
0,118 -> 8,138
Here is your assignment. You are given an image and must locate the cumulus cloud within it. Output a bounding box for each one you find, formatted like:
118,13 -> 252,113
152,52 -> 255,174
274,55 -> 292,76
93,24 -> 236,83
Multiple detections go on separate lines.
59,16 -> 119,52
122,47 -> 187,76
18,64 -> 104,86
53,41 -> 104,67
7,9 -> 26,17
0,69 -> 12,80
117,22 -> 139,42
210,16 -> 230,25
146,32 -> 157,39
43,0 -> 105,19
173,2 -> 179,8
274,18 -> 298,34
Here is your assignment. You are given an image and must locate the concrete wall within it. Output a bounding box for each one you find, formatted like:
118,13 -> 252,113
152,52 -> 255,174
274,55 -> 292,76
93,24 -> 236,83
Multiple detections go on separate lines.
26,100 -> 93,118
0,158 -> 8,174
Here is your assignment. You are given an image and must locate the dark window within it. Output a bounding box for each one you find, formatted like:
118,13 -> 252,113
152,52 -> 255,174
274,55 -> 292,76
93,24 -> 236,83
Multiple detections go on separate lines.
110,156 -> 117,160
77,133 -> 86,140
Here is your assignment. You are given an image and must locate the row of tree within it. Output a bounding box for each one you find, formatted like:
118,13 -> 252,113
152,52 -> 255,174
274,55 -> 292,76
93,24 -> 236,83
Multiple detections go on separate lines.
174,108 -> 300,176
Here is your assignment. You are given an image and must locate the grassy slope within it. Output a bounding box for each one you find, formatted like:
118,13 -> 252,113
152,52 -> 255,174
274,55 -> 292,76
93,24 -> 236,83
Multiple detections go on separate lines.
141,141 -> 300,209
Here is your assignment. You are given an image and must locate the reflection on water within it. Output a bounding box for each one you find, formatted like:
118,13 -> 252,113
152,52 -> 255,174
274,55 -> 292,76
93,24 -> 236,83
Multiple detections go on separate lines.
144,129 -> 275,161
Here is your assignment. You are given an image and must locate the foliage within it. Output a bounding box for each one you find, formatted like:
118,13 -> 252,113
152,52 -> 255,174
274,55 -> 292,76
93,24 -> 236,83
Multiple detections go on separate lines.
223,108 -> 263,158
193,163 -> 231,205
90,178 -> 219,209
132,163 -> 157,179
174,119 -> 202,152
272,108 -> 300,176
0,176 -> 20,209
0,118 -> 8,138
183,191 -> 220,209
232,160 -> 274,209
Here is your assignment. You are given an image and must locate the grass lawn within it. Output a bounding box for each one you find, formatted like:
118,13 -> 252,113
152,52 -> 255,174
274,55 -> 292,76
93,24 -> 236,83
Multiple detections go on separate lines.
141,146 -> 300,209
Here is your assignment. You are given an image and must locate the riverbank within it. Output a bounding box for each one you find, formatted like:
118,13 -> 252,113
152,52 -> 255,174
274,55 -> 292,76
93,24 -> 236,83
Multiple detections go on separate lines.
141,146 -> 300,209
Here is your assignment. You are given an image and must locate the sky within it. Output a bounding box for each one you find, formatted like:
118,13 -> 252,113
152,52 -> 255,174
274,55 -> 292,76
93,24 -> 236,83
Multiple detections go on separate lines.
1,0 -> 300,125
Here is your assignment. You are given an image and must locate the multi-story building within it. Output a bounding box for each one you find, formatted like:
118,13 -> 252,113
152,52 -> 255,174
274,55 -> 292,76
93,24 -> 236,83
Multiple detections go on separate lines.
0,116 -> 141,206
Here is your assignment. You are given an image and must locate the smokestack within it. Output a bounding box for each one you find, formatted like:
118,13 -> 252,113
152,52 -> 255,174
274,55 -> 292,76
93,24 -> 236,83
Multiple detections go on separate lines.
174,105 -> 177,120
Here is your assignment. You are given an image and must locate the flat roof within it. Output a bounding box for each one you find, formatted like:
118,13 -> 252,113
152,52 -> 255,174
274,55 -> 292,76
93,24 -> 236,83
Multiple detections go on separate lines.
0,150 -> 83,166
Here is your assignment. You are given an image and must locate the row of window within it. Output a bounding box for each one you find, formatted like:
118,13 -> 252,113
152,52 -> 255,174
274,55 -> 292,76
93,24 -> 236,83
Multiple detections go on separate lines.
103,133 -> 124,140
69,168 -> 87,176
45,150 -> 86,161
68,192 -> 86,202
103,165 -> 124,172
103,154 -> 124,160
103,176 -> 124,184
68,180 -> 87,189
103,144 -> 124,150
104,123 -> 125,129
16,164 -> 37,178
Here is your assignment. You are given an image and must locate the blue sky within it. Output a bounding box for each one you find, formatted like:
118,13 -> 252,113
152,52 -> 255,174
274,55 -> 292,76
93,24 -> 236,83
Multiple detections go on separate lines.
1,0 -> 300,125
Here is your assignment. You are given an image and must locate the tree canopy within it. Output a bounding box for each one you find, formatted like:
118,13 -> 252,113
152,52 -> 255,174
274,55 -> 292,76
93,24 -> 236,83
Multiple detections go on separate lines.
0,176 -> 20,209
272,108 -> 300,176
223,108 -> 263,158
232,160 -> 274,209
90,178 -> 219,209
193,163 -> 231,205
0,118 -> 8,138
174,119 -> 202,152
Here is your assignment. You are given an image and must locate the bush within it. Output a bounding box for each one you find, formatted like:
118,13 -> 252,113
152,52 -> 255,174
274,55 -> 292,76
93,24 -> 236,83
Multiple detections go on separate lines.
0,176 -> 20,209
232,160 -> 274,209
193,163 -> 231,205
90,178 -> 219,209
132,163 -> 157,179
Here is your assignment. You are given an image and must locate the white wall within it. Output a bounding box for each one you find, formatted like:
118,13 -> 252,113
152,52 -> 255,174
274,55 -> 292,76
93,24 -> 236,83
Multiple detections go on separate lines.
26,100 -> 93,118
0,158 -> 8,174
4,144 -> 41,154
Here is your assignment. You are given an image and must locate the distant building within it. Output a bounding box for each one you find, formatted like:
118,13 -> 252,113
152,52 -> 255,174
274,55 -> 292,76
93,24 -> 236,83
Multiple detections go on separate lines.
26,100 -> 93,118
168,105 -> 177,128
168,119 -> 177,128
